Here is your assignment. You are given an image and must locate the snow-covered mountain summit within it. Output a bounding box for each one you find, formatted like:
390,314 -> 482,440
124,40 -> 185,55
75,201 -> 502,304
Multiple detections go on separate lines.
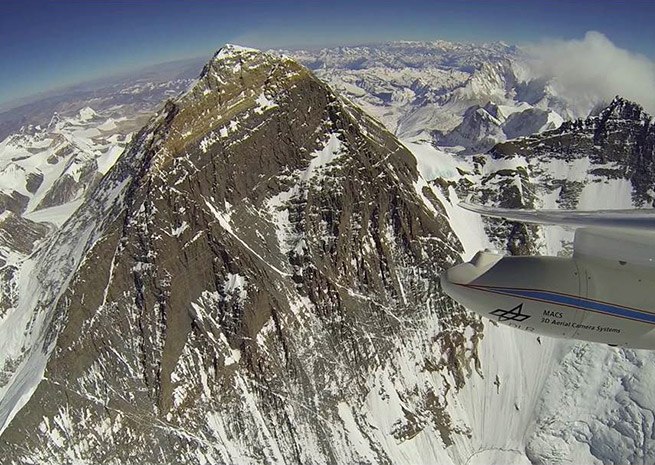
0,45 -> 481,465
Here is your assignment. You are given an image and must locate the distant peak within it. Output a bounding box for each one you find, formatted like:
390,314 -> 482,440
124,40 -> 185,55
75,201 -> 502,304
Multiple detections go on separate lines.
47,112 -> 61,129
600,96 -> 649,122
78,106 -> 97,121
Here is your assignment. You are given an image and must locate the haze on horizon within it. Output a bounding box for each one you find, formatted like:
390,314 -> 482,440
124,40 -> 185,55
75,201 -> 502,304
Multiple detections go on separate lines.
2,0 -> 655,111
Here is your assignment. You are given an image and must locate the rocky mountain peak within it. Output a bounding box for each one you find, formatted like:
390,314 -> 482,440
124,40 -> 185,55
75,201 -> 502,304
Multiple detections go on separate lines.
197,44 -> 292,89
488,96 -> 655,208
599,95 -> 650,124
151,45 -> 308,170
4,40 -> 655,465
0,45 -> 479,464
197,44 -> 268,85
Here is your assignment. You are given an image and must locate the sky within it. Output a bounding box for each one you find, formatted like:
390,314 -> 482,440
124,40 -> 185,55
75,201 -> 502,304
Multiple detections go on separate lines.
1,0 -> 655,108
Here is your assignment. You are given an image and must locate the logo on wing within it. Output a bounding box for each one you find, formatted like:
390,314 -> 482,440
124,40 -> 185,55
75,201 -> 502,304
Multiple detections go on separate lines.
490,303 -> 530,322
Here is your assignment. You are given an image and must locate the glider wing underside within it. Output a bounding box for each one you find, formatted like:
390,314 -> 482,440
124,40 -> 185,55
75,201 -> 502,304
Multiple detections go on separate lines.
459,202 -> 655,266
459,202 -> 655,231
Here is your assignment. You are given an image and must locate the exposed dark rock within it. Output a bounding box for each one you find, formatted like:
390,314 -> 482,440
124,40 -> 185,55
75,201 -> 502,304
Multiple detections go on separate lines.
24,171 -> 44,194
35,160 -> 97,210
0,213 -> 49,314
0,190 -> 29,215
450,97 -> 654,255
491,97 -> 655,205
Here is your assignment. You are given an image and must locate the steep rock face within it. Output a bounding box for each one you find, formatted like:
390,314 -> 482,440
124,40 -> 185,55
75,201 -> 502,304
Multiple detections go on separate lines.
1,46 -> 482,464
0,104 -> 164,420
0,190 -> 29,215
2,43 -> 654,465
0,212 -> 49,264
432,103 -> 506,154
492,97 -> 655,206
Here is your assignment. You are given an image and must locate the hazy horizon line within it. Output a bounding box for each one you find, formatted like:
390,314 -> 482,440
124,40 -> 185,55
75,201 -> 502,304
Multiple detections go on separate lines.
0,38 -> 525,113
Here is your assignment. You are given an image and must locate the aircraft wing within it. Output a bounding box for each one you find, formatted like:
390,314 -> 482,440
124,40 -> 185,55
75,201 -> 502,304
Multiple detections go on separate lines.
459,202 -> 655,231
459,202 -> 655,266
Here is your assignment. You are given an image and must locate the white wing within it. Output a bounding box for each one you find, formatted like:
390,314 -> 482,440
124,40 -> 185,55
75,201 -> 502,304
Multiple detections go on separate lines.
459,202 -> 655,231
459,202 -> 655,266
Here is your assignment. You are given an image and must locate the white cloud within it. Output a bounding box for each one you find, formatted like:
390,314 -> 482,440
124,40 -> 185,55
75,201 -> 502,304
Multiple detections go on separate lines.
525,31 -> 655,115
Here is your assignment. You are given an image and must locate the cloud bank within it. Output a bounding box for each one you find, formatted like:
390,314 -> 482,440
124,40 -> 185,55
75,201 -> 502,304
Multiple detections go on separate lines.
525,31 -> 655,116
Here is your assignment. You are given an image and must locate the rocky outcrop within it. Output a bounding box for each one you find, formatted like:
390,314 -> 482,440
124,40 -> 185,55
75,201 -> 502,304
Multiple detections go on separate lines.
0,191 -> 28,215
491,97 -> 655,205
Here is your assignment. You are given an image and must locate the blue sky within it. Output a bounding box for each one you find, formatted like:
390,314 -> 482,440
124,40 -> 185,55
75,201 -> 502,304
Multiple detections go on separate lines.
2,0 -> 655,108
